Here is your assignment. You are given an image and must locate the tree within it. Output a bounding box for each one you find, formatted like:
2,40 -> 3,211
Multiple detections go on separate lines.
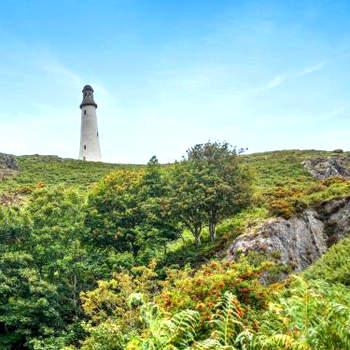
167,142 -> 251,245
85,170 -> 146,257
85,159 -> 180,258
167,160 -> 208,246
186,141 -> 251,241
0,252 -> 62,349
139,156 -> 180,254
0,187 -> 104,348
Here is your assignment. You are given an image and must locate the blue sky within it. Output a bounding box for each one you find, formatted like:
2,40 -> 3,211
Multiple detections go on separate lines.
0,0 -> 350,163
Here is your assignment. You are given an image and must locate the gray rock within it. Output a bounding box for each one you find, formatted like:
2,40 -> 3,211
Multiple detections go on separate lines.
320,197 -> 350,243
0,153 -> 19,170
302,157 -> 350,180
226,198 -> 350,273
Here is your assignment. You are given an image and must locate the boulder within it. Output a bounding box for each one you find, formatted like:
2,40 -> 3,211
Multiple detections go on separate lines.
226,198 -> 350,273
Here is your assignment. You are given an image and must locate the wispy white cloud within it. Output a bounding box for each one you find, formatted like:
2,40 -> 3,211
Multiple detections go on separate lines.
296,61 -> 326,77
252,61 -> 326,94
265,75 -> 285,89
248,75 -> 286,94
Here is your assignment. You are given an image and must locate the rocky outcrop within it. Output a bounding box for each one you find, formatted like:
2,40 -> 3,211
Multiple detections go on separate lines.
302,157 -> 350,180
226,197 -> 350,272
320,197 -> 350,243
0,153 -> 19,181
0,153 -> 19,170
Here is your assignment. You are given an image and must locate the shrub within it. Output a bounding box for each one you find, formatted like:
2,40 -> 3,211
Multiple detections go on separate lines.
322,176 -> 347,187
267,199 -> 295,219
156,259 -> 271,323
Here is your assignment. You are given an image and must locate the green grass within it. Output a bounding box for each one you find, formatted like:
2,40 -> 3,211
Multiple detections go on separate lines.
243,149 -> 327,194
2,149 -> 346,192
0,155 -> 143,195
304,235 -> 350,285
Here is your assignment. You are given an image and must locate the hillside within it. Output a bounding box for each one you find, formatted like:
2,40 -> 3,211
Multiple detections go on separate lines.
1,147 -> 350,349
0,154 -> 142,205
1,149 -> 348,194
0,154 -> 141,191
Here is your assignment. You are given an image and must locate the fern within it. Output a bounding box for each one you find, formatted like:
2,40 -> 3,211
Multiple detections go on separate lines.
252,276 -> 350,350
194,292 -> 247,349
212,292 -> 245,346
163,309 -> 200,347
129,302 -> 200,349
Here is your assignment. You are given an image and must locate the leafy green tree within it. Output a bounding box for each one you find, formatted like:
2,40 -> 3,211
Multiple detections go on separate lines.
85,170 -> 146,257
167,160 -> 208,246
139,156 -> 180,254
167,142 -> 251,245
0,187 -> 101,348
24,187 -> 97,321
85,159 -> 180,258
186,141 -> 251,241
0,252 -> 62,349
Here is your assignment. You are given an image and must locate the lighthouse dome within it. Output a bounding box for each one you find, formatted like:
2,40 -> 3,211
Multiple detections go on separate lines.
82,85 -> 94,92
80,84 -> 97,108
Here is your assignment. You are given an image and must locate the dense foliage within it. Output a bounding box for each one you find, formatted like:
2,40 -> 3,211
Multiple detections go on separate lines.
167,142 -> 251,246
1,146 -> 350,349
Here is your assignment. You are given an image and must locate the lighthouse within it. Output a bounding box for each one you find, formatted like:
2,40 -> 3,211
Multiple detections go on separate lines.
79,85 -> 102,162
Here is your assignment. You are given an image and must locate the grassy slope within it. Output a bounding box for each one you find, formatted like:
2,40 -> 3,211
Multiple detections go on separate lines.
2,149 -> 350,218
1,149 -> 344,192
0,155 -> 142,194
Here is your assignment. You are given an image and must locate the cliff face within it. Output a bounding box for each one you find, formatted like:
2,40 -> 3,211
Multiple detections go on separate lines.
226,197 -> 350,272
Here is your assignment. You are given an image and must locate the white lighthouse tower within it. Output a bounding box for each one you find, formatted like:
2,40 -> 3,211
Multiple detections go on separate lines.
79,85 -> 102,161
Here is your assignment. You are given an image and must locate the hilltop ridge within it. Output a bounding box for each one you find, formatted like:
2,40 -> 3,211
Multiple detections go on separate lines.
0,149 -> 348,190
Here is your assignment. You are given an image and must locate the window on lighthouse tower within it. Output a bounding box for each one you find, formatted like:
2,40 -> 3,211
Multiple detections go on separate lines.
84,110 -> 86,115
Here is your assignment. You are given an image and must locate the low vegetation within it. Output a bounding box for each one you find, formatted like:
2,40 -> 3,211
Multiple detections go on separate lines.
1,145 -> 350,349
